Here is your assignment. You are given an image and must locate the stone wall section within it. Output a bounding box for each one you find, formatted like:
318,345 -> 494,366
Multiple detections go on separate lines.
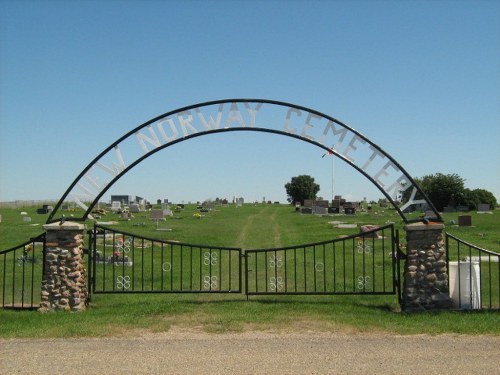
39,222 -> 88,312
402,223 -> 452,311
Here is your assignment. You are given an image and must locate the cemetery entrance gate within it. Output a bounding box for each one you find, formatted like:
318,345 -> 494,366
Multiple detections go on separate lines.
87,223 -> 401,300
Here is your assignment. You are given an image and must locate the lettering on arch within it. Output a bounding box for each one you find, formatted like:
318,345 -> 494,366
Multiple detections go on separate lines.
47,99 -> 440,223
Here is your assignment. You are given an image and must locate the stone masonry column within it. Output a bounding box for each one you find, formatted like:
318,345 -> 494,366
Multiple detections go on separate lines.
402,222 -> 452,311
39,221 -> 88,312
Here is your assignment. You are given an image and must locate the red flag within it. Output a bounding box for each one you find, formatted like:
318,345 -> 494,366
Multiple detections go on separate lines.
322,149 -> 334,158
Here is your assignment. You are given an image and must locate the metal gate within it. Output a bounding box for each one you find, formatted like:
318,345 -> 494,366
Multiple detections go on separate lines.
88,225 -> 242,295
445,233 -> 499,310
245,224 -> 399,297
88,223 -> 400,299
0,233 -> 46,309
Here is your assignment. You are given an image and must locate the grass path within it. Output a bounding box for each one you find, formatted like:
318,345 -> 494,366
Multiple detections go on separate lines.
235,206 -> 281,249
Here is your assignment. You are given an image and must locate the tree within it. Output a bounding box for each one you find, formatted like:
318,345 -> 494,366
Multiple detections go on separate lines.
464,188 -> 497,210
419,173 -> 466,211
401,172 -> 497,211
284,175 -> 320,205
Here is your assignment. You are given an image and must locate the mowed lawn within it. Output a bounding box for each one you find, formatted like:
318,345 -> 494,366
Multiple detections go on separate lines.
0,203 -> 499,338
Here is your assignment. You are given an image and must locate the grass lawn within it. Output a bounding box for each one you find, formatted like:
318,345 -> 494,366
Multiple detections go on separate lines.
0,203 -> 498,338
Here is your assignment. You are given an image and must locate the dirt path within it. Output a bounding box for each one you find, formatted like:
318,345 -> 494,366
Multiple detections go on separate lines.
1,329 -> 498,374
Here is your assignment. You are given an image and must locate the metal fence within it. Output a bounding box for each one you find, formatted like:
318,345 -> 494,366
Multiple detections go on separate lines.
89,225 -> 242,295
0,200 -> 58,209
446,233 -> 499,310
245,224 -> 398,296
0,234 -> 46,309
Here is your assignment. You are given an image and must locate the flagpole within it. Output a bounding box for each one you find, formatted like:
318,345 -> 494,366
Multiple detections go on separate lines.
331,154 -> 334,200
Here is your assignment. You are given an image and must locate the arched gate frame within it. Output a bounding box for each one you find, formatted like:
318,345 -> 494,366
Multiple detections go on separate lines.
47,99 -> 441,224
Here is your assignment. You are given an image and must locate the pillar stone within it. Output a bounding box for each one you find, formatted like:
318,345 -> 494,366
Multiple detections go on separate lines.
402,222 -> 453,311
39,221 -> 88,312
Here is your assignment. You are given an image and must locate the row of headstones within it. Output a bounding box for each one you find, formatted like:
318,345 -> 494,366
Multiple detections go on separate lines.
443,204 -> 491,213
299,199 -> 359,215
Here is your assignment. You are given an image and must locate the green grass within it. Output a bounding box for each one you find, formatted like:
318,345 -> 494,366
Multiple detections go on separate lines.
0,203 -> 499,338
0,293 -> 498,338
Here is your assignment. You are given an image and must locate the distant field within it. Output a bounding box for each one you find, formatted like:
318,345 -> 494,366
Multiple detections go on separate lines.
1,203 -> 499,251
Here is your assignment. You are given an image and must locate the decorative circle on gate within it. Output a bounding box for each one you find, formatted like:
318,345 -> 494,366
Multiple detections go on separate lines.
357,275 -> 371,290
268,254 -> 283,268
46,99 -> 441,224
270,276 -> 284,291
315,262 -> 325,272
203,275 -> 218,290
203,252 -> 217,266
357,241 -> 372,254
115,238 -> 133,253
117,275 -> 131,289
162,262 -> 172,272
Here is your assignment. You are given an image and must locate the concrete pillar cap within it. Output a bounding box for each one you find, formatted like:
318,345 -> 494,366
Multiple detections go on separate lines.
404,222 -> 444,231
43,221 -> 85,231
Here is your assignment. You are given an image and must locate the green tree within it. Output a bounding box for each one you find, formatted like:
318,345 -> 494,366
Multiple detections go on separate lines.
284,175 -> 320,205
418,173 -> 466,211
400,173 -> 496,212
464,188 -> 497,210
401,173 -> 466,211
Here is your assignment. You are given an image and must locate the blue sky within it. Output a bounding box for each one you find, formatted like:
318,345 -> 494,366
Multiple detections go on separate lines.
0,0 -> 498,206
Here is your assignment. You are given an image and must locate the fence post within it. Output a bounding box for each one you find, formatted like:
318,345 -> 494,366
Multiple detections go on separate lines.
38,221 -> 88,312
402,222 -> 452,311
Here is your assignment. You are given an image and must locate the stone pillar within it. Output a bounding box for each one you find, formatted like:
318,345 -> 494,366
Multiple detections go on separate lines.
39,221 -> 88,312
402,222 -> 452,311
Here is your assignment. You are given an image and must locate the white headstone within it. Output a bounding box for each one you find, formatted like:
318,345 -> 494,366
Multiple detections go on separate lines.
477,204 -> 490,212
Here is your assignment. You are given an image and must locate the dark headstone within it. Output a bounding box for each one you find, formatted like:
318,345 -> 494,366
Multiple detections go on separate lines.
344,207 -> 356,215
458,215 -> 472,227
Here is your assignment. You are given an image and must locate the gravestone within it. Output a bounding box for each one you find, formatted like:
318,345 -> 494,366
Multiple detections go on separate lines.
477,203 -> 490,212
37,205 -> 53,214
344,207 -> 356,214
303,200 -> 313,208
129,203 -> 141,213
315,200 -> 329,208
151,210 -> 164,221
458,215 -> 472,227
313,206 -> 328,215
236,197 -> 243,207
360,225 -> 380,238
111,201 -> 121,212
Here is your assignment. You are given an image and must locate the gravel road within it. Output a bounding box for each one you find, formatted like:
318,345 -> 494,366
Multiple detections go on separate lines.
1,329 -> 499,374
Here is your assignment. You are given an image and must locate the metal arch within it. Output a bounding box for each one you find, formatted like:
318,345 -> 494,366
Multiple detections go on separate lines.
47,99 -> 441,223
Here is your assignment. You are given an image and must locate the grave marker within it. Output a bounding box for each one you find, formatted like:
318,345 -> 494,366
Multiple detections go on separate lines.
111,201 -> 121,212
458,215 -> 472,227
477,203 -> 490,212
